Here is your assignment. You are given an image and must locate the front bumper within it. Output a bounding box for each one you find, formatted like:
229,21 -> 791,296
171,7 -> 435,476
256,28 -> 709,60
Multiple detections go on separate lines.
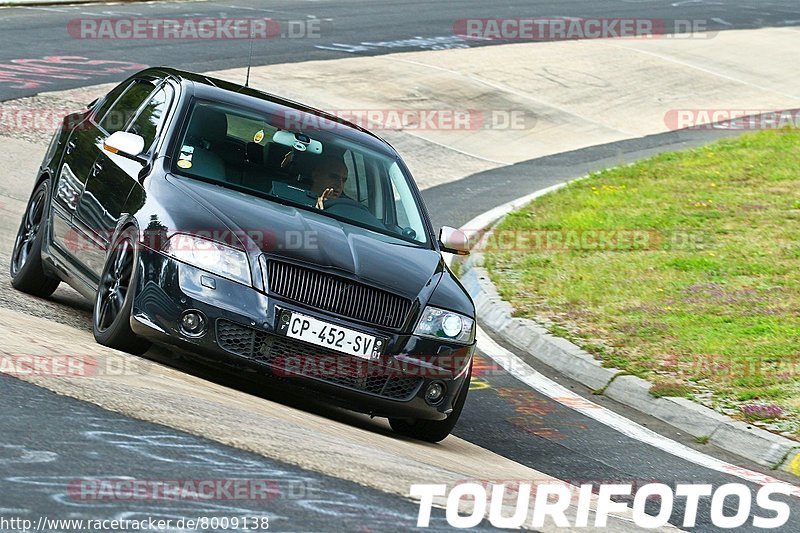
130,248 -> 474,421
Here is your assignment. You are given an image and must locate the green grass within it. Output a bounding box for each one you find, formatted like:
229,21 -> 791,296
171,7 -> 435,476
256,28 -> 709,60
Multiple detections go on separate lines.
649,379 -> 693,399
483,129 -> 800,436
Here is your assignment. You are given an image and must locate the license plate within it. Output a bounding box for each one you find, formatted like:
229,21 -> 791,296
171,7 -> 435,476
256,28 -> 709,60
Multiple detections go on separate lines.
277,310 -> 384,361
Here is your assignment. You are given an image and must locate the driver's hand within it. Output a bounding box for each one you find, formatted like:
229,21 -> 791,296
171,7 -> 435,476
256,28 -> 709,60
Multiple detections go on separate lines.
316,188 -> 335,210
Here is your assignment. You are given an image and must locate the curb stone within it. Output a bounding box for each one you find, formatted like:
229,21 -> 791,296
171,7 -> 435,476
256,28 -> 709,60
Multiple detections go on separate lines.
460,241 -> 800,479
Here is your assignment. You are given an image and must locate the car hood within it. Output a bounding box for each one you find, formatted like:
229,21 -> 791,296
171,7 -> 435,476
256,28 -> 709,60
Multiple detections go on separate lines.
165,175 -> 443,299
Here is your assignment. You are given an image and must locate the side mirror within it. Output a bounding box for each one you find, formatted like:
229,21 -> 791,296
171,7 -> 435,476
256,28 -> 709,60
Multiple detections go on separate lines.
439,226 -> 470,256
87,98 -> 99,109
103,131 -> 145,161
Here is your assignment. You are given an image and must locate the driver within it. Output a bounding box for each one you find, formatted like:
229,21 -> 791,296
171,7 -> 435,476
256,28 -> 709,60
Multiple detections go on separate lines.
309,155 -> 349,210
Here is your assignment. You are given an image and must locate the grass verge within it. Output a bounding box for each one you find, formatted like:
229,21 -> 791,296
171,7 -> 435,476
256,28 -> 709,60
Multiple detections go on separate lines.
483,129 -> 800,439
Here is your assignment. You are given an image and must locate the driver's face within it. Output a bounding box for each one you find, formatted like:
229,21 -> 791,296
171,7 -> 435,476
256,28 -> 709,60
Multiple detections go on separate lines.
320,171 -> 347,198
313,163 -> 348,198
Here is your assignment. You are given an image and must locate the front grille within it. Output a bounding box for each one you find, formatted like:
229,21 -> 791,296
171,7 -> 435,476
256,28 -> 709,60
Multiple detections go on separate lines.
265,259 -> 411,329
216,320 -> 422,401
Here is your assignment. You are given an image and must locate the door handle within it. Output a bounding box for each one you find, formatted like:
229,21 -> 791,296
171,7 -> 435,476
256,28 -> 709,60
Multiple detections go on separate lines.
66,140 -> 76,155
91,162 -> 103,177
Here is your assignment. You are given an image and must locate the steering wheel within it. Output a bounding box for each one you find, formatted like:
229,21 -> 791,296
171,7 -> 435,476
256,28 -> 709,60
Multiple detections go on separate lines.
324,196 -> 367,210
323,197 -> 384,226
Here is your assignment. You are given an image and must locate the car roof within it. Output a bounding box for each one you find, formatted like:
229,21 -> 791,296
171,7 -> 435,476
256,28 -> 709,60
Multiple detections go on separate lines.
143,67 -> 397,156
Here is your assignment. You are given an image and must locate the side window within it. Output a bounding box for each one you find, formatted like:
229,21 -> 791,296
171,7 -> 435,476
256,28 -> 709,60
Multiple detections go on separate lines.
127,85 -> 171,152
390,177 -> 407,228
388,162 -> 426,243
93,80 -> 133,125
368,159 -> 386,220
343,150 -> 369,204
99,80 -> 156,134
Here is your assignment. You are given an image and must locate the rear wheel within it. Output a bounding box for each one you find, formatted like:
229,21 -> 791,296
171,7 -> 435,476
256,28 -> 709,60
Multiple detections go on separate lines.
93,229 -> 150,355
10,180 -> 60,297
389,364 -> 472,443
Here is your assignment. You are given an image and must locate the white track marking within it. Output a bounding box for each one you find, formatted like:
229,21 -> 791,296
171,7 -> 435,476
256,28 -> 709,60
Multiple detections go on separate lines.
15,6 -> 72,13
476,326 -> 800,497
711,17 -> 733,26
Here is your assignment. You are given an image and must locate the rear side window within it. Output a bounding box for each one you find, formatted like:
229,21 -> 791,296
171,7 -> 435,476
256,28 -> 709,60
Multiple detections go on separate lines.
127,85 -> 171,152
93,80 -> 132,124
343,150 -> 368,204
98,80 -> 155,134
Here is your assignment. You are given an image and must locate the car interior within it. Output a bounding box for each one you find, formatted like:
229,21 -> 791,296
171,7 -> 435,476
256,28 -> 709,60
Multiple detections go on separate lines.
175,102 -> 428,244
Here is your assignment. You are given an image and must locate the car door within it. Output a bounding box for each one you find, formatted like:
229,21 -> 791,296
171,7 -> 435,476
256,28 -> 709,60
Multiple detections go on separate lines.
50,79 -> 134,252
74,80 -> 172,280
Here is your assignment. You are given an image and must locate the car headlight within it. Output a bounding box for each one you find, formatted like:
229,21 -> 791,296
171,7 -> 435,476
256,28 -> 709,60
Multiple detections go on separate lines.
163,233 -> 251,285
414,306 -> 475,344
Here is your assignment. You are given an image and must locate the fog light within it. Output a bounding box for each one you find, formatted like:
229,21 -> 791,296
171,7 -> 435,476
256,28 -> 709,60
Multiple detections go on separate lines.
180,310 -> 207,337
425,382 -> 446,405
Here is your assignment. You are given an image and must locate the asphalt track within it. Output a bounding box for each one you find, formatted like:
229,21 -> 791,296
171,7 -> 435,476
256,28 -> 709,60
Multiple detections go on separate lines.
1,1 -> 800,532
2,0 -> 800,101
0,374 -> 497,533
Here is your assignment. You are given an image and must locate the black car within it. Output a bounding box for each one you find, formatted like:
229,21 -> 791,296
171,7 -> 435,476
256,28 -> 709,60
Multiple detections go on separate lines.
10,68 -> 475,442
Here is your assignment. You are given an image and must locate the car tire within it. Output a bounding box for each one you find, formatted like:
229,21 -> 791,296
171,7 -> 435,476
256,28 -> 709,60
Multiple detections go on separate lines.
93,228 -> 150,355
10,180 -> 61,297
389,363 -> 472,443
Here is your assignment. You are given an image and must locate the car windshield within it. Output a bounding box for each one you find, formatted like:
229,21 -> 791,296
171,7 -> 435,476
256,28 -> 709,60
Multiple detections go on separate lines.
172,100 -> 429,245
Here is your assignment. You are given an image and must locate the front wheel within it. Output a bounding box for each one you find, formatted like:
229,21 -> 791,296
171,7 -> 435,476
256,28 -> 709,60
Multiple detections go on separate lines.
389,364 -> 472,443
92,229 -> 150,355
10,180 -> 61,297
